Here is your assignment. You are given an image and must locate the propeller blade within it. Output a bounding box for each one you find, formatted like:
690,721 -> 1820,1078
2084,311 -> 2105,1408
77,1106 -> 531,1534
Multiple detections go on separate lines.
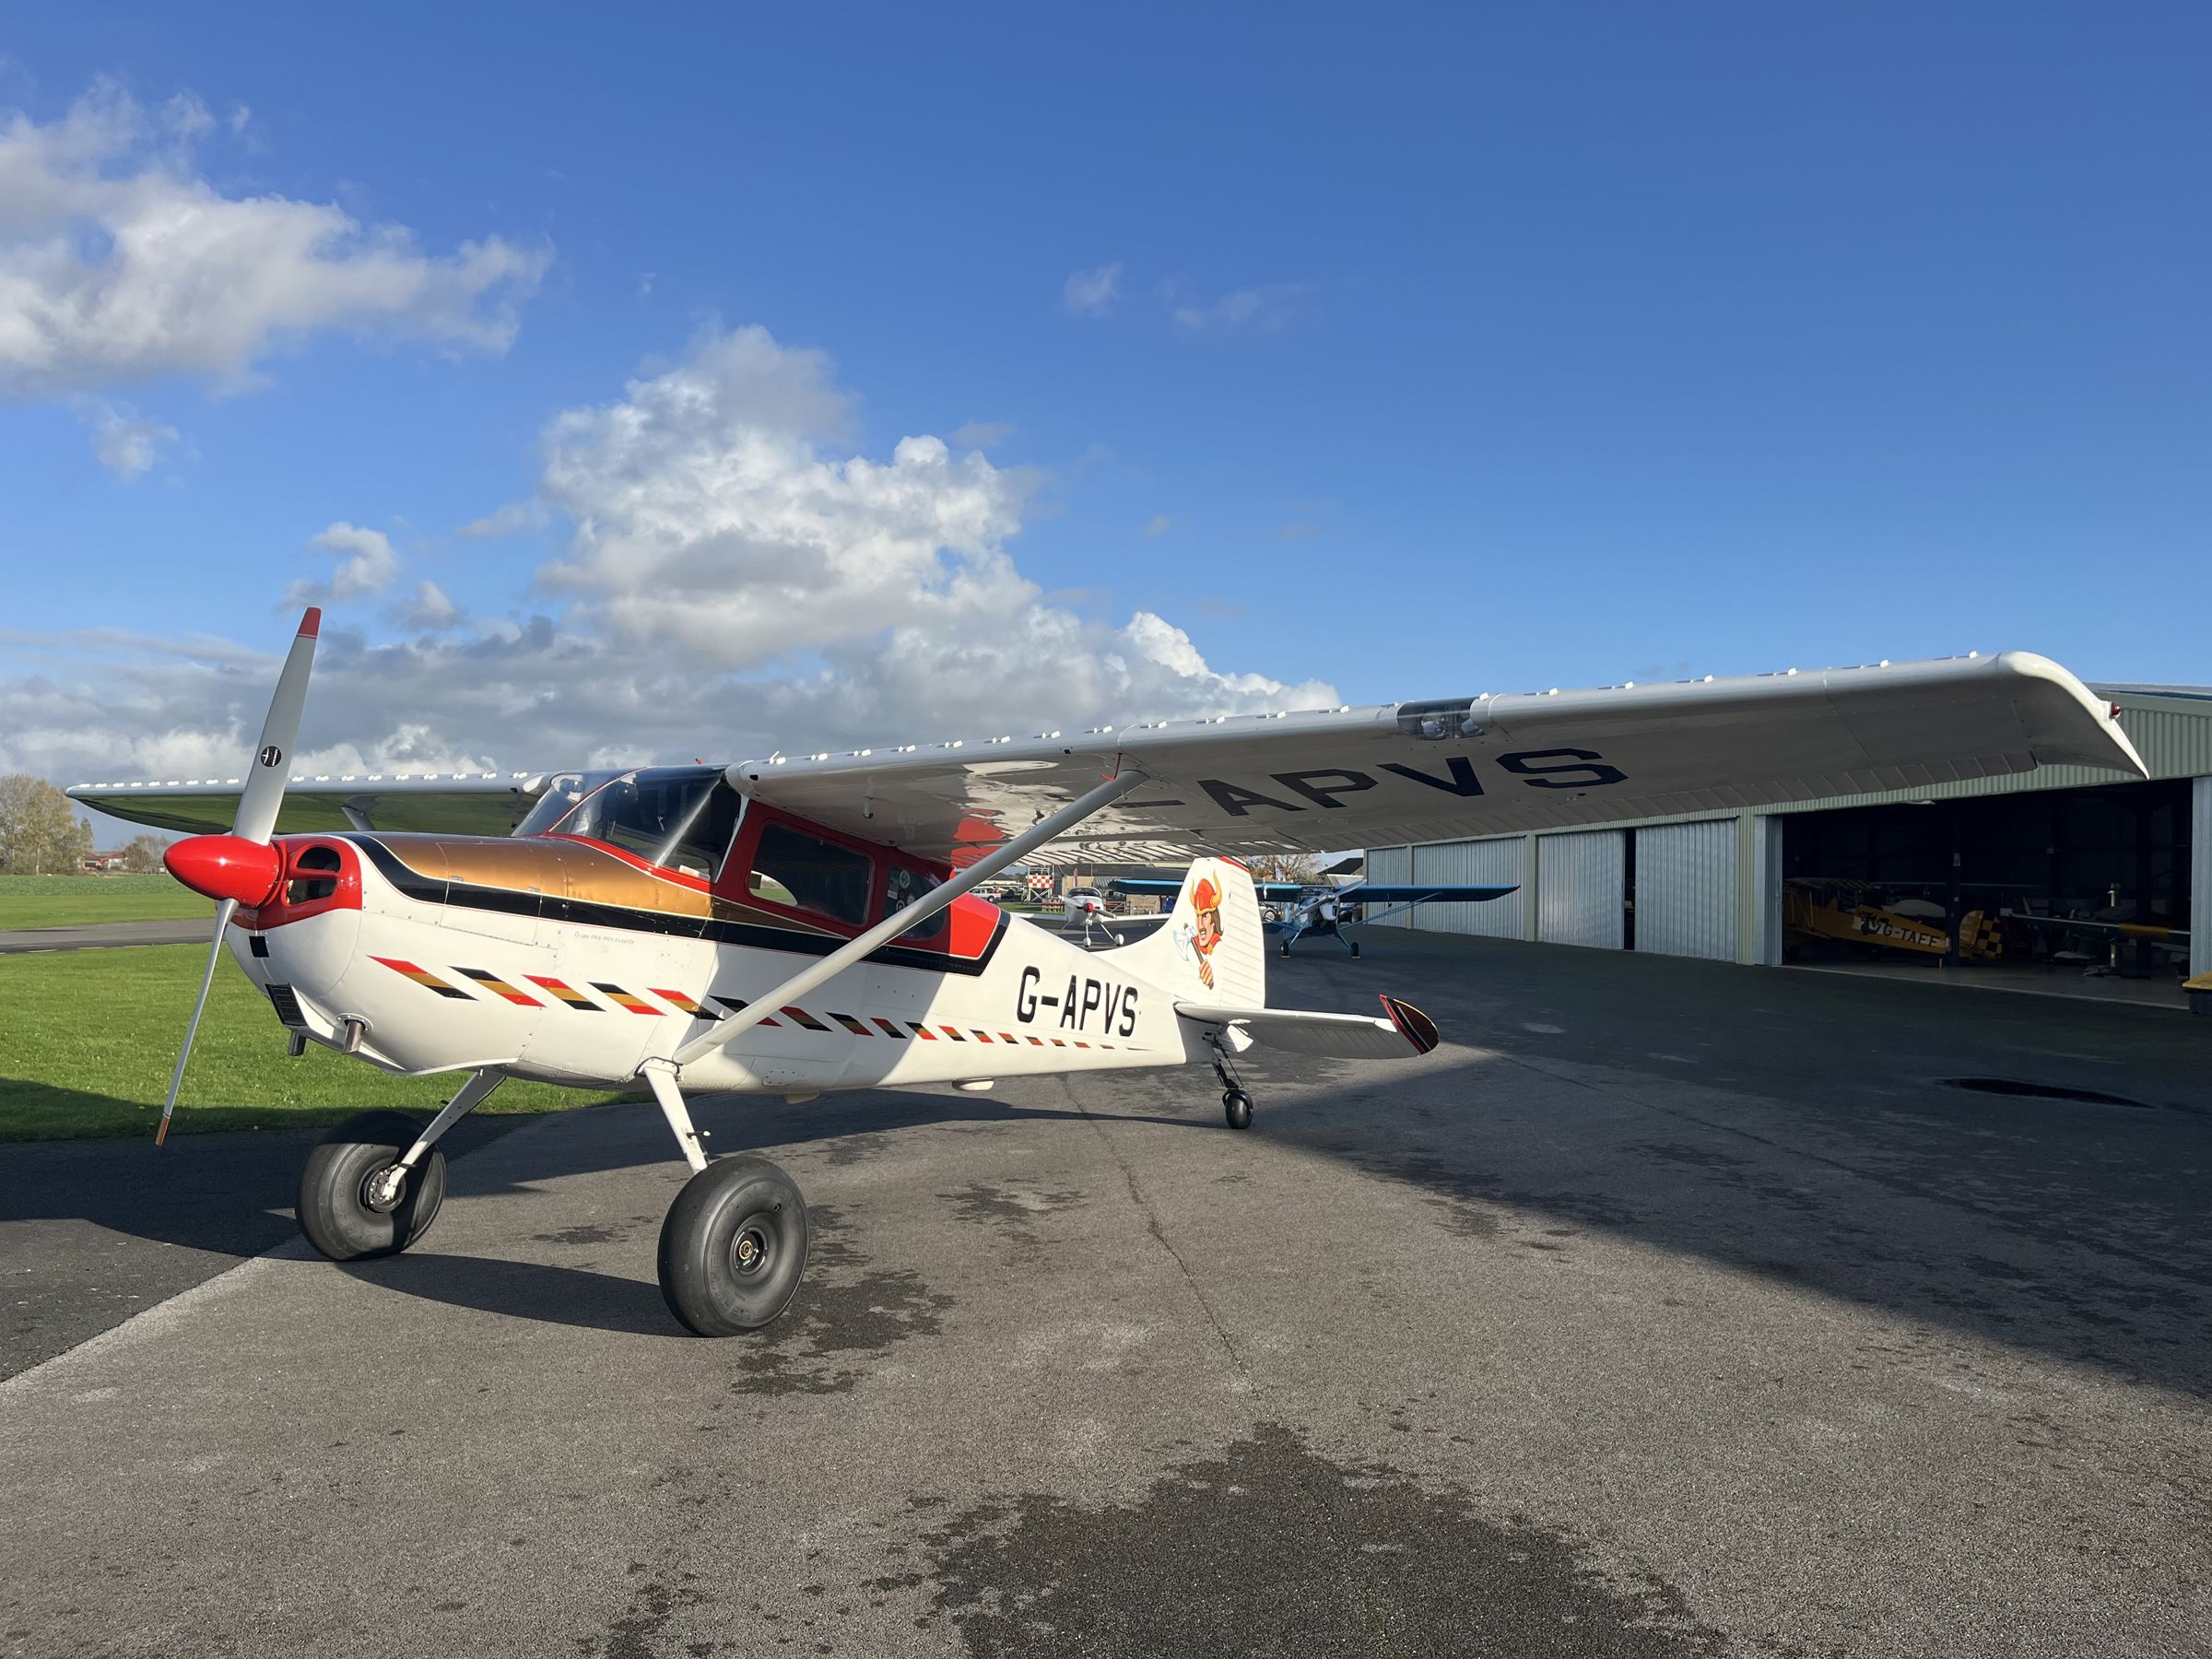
157,899 -> 239,1146
232,608 -> 321,844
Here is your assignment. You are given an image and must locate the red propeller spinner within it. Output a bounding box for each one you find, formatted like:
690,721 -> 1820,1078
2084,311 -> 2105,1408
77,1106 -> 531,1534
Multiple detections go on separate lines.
163,834 -> 285,908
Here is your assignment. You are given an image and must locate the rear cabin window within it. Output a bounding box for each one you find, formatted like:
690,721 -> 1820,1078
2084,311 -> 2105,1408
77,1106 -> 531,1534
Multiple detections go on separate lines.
882,863 -> 948,946
749,823 -> 873,928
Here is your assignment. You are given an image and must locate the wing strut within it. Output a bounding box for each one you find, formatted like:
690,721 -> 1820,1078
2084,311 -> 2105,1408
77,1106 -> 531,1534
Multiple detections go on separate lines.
669,769 -> 1149,1068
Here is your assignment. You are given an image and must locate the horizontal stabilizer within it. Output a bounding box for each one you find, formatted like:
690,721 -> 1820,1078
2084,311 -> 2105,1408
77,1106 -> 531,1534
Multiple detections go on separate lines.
1175,994 -> 1440,1059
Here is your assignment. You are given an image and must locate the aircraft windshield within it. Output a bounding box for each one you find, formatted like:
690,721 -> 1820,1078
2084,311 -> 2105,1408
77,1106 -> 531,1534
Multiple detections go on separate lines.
530,766 -> 745,880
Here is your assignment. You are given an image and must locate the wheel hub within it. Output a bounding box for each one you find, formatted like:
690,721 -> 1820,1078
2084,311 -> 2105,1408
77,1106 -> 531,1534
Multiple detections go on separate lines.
732,1223 -> 771,1276
360,1164 -> 407,1214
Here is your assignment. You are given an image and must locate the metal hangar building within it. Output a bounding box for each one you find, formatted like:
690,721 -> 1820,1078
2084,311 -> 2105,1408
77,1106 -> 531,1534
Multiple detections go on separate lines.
1365,683 -> 2210,1003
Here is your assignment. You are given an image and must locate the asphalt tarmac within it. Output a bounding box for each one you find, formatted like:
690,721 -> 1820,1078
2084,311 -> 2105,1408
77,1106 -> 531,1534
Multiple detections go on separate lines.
3,932 -> 2208,1657
0,918 -> 213,954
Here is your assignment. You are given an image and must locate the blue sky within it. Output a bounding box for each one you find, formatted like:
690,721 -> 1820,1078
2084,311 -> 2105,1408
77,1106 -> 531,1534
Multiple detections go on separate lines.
2,5 -> 2205,784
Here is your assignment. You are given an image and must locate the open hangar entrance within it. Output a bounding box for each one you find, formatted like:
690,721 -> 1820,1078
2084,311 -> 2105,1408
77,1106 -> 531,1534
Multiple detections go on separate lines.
1775,777 -> 2193,990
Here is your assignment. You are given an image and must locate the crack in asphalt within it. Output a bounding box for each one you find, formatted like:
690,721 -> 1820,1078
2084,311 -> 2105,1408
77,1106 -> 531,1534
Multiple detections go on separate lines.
1062,1077 -> 1248,1381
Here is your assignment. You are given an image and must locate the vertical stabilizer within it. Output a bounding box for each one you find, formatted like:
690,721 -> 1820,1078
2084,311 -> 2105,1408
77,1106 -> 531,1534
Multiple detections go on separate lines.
1100,858 -> 1266,1007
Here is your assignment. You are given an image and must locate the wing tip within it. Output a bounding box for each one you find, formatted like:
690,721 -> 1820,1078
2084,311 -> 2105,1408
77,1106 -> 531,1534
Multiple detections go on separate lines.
299,606 -> 322,639
1379,994 -> 1440,1054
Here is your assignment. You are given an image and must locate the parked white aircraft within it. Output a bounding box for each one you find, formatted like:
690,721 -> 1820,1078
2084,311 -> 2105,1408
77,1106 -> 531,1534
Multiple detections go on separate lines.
70,617 -> 2144,1335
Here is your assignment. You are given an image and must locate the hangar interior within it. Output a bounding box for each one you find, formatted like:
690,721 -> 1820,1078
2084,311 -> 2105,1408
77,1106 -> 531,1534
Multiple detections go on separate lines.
1369,686 -> 2211,1008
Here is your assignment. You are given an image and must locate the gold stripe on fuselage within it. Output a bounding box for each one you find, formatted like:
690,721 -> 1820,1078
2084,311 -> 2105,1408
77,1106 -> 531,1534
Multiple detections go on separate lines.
361,834 -> 841,936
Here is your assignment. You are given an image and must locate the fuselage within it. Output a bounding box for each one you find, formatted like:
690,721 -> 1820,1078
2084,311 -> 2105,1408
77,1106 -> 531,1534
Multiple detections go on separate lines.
229,824 -> 1197,1097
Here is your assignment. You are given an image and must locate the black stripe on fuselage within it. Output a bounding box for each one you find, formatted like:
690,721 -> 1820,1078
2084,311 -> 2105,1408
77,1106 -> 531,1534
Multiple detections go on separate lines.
338,834 -> 1010,978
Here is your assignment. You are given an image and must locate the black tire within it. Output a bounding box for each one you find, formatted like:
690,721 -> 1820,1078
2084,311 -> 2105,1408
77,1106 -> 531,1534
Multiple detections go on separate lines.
1223,1088 -> 1253,1131
1349,941 -> 1361,959
297,1110 -> 446,1262
657,1156 -> 809,1336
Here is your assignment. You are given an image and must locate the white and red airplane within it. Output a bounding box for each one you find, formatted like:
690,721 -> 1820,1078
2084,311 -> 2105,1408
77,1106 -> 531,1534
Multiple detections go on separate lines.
69,613 -> 2145,1335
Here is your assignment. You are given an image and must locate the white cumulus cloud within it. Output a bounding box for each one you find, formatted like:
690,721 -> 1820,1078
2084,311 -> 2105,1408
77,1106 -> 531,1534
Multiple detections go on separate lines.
0,81 -> 550,399
7,324 -> 1337,790
285,521 -> 400,607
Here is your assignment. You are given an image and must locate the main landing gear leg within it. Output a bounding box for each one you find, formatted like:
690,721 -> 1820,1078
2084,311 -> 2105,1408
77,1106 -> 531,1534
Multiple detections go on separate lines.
297,1067 -> 503,1263
1208,1037 -> 1254,1132
639,1061 -> 809,1337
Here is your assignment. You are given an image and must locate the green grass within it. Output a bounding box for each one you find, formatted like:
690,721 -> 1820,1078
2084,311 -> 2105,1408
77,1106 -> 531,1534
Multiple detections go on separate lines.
0,944 -> 629,1141
0,874 -> 214,929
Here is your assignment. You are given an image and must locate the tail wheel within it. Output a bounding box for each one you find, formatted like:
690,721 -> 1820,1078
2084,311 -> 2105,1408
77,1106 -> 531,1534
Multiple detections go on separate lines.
297,1110 -> 446,1261
1222,1089 -> 1253,1131
1349,941 -> 1360,958
658,1156 -> 809,1336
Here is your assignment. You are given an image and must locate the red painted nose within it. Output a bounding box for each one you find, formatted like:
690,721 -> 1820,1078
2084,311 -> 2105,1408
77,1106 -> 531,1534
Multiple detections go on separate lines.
164,835 -> 284,907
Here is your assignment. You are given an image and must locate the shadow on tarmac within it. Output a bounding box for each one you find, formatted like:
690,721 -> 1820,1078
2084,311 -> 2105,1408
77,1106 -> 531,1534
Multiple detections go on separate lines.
341,1252 -> 677,1337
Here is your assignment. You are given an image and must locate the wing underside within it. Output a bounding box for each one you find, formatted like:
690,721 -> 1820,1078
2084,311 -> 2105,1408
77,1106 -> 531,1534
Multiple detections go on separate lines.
66,774 -> 548,837
729,652 -> 2144,865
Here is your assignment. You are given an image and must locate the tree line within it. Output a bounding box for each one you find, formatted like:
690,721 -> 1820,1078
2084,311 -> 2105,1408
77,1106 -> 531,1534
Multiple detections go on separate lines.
0,774 -> 165,875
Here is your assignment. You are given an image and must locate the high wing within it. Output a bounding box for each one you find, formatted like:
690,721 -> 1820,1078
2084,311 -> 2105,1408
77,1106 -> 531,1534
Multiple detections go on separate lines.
66,771 -> 551,837
1338,883 -> 1517,906
730,653 -> 2144,866
1108,878 -> 1515,904
68,652 -> 2143,860
1109,877 -> 1312,901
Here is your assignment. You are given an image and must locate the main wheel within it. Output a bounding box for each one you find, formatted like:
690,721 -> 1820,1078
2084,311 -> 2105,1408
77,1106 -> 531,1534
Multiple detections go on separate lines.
298,1110 -> 446,1262
1222,1088 -> 1253,1131
658,1156 -> 809,1336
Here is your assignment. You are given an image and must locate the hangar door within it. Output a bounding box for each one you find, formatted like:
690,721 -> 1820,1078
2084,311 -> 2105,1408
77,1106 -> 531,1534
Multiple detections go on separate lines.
1536,830 -> 1625,948
1364,846 -> 1411,926
1412,837 -> 1524,938
1636,819 -> 1738,960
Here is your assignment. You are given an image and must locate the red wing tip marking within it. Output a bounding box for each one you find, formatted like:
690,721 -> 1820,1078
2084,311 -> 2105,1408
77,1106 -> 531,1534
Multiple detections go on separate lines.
1379,994 -> 1441,1055
298,606 -> 322,638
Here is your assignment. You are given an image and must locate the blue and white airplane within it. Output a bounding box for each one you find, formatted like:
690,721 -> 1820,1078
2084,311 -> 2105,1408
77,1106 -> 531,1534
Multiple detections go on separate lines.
1109,872 -> 1515,958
